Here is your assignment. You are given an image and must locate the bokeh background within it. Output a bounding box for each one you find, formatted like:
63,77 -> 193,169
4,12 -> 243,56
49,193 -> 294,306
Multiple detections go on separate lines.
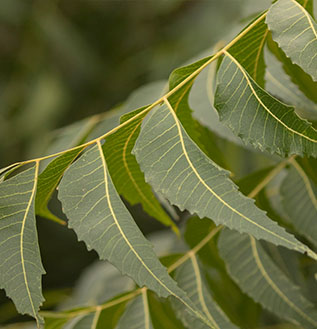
0,0 -> 271,325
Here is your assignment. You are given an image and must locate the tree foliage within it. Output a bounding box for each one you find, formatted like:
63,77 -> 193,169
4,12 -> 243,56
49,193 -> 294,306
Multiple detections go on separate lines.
0,0 -> 317,328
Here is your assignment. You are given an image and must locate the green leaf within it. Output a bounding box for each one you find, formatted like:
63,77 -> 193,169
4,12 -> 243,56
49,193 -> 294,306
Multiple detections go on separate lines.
36,148 -> 84,225
228,12 -> 268,86
0,163 -> 45,326
214,52 -> 317,157
266,0 -> 317,81
281,159 -> 317,245
267,36 -> 317,105
116,290 -> 153,329
58,143 -> 214,328
103,107 -> 178,233
133,103 -> 316,258
173,254 -> 238,329
219,229 -> 317,329
265,47 -> 317,121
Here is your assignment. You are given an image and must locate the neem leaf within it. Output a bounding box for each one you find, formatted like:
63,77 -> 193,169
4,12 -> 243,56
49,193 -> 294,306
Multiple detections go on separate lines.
133,103 -> 316,259
266,0 -> 317,81
0,163 -> 45,326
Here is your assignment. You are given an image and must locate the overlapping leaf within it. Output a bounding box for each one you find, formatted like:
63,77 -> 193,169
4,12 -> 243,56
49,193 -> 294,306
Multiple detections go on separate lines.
214,52 -> 317,157
219,229 -> 317,329
0,164 -> 45,325
266,0 -> 317,81
173,254 -> 238,329
58,143 -> 214,328
281,159 -> 317,245
103,108 -> 177,232
133,103 -> 316,258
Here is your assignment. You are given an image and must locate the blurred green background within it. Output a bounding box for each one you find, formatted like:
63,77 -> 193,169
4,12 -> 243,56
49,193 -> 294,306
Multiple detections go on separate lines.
0,0 -> 271,325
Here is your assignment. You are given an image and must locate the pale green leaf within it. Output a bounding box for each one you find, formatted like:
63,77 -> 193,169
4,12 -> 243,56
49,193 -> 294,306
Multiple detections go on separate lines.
219,229 -> 317,329
266,0 -> 317,81
116,290 -> 153,329
103,107 -> 178,233
265,47 -> 317,121
281,159 -> 317,245
214,52 -> 317,157
0,163 -> 45,326
133,103 -> 316,258
58,143 -> 214,328
174,254 -> 238,329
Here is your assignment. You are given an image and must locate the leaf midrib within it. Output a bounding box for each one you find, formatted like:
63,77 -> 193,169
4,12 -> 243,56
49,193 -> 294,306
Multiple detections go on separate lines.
163,97 -> 307,252
223,50 -> 317,143
20,162 -> 39,324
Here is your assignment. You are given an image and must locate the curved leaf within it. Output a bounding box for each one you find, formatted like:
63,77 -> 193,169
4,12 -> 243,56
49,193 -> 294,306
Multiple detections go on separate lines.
0,163 -> 45,325
266,0 -> 317,81
281,159 -> 317,245
214,52 -> 317,157
174,254 -> 238,329
219,229 -> 317,329
133,102 -> 316,259
58,143 -> 214,328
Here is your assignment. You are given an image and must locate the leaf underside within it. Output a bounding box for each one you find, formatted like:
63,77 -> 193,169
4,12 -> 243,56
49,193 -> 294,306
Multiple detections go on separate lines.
214,53 -> 317,157
219,229 -> 317,329
133,104 -> 315,258
0,164 -> 45,325
266,0 -> 317,81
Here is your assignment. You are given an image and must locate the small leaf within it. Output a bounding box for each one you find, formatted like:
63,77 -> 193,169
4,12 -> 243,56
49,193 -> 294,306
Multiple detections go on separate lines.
58,142 -> 214,328
266,0 -> 317,81
0,163 -> 45,326
174,254 -> 238,329
281,159 -> 317,245
219,229 -> 317,329
214,52 -> 317,157
133,103 -> 316,259
36,148 -> 84,224
116,290 -> 153,329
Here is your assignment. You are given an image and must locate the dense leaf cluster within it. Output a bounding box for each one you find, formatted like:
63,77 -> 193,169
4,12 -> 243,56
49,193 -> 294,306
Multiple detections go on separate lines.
0,0 -> 317,328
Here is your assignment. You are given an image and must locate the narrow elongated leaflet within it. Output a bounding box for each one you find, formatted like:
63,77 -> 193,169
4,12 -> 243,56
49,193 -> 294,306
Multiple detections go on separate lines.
281,159 -> 317,245
133,102 -> 317,259
219,229 -> 317,329
0,163 -> 45,326
173,254 -> 238,329
214,52 -> 317,157
58,142 -> 215,328
266,0 -> 317,81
